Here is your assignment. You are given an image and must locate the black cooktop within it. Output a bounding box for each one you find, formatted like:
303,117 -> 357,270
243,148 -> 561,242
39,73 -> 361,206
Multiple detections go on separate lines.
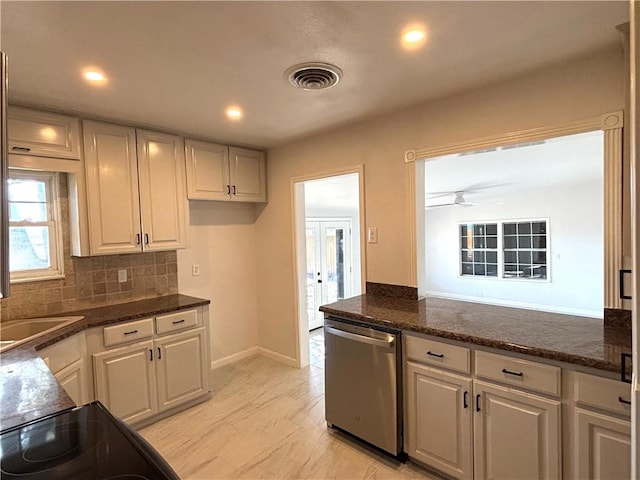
0,401 -> 179,480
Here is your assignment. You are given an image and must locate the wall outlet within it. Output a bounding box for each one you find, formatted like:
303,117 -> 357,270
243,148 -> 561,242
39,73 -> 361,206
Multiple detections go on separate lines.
368,227 -> 378,244
117,269 -> 127,283
192,264 -> 200,276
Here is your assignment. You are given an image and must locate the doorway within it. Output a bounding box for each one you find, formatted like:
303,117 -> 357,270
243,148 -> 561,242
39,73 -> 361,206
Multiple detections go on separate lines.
292,167 -> 365,368
306,219 -> 353,330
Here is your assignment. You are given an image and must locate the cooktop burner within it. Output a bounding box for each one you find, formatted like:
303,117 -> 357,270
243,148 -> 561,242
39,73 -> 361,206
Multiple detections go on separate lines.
0,402 -> 178,480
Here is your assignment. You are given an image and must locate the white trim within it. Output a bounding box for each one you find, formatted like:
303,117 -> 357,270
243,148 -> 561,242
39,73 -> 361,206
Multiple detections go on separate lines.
410,114 -> 622,309
405,111 -> 623,162
424,291 -> 603,319
257,347 -> 298,367
290,165 -> 366,369
210,347 -> 259,370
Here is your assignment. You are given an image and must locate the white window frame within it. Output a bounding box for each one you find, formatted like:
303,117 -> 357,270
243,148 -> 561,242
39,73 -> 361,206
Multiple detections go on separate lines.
8,170 -> 64,283
458,218 -> 550,282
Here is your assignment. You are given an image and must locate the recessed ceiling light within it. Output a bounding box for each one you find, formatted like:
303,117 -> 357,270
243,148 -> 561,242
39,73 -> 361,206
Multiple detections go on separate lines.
225,106 -> 243,121
82,68 -> 107,84
401,25 -> 427,50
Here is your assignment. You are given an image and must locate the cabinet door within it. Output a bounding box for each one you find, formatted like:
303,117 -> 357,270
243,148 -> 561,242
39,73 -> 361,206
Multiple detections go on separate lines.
575,408 -> 631,480
8,106 -> 82,159
55,358 -> 87,405
406,362 -> 473,480
83,120 -> 142,255
473,380 -> 561,480
228,146 -> 266,202
155,327 -> 208,412
185,139 -> 230,200
93,340 -> 157,424
137,130 -> 188,251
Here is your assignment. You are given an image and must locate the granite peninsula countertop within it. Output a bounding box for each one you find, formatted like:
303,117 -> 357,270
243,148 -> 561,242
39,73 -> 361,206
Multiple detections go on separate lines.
0,294 -> 210,432
320,294 -> 632,374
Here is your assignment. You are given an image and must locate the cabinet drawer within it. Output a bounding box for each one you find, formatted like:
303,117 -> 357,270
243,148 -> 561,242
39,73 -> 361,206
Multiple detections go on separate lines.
405,334 -> 470,374
156,309 -> 198,335
475,350 -> 560,397
574,372 -> 631,417
104,318 -> 154,347
8,106 -> 82,159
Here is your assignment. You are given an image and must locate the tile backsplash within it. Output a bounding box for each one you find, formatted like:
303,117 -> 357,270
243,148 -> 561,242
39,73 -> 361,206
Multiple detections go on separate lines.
1,174 -> 178,321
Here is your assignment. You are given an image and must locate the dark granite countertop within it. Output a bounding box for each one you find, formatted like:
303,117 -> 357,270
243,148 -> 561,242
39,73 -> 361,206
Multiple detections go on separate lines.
0,294 -> 209,432
320,294 -> 632,374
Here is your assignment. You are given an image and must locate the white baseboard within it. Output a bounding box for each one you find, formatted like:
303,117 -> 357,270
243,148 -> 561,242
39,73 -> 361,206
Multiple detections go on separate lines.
257,347 -> 298,367
209,346 -> 298,370
424,291 -> 603,319
210,346 -> 259,370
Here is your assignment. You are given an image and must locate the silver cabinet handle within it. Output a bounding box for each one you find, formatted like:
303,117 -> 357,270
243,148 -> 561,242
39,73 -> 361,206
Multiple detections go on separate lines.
325,325 -> 394,348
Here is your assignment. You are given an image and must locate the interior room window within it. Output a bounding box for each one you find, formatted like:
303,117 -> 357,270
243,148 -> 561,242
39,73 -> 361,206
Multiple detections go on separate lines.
460,223 -> 498,277
503,220 -> 547,279
8,170 -> 63,282
460,220 -> 548,280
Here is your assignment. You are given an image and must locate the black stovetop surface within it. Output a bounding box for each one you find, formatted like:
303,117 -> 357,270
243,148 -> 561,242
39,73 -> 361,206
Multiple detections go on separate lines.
0,401 -> 179,480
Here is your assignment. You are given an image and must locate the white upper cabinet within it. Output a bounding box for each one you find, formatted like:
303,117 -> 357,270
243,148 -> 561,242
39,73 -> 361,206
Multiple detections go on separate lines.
185,139 -> 229,200
229,146 -> 267,202
137,129 -> 188,251
8,106 -> 82,159
83,120 -> 188,255
185,139 -> 266,203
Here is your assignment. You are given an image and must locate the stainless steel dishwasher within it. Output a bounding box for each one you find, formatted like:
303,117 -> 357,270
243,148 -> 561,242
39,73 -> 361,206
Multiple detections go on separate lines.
324,316 -> 402,456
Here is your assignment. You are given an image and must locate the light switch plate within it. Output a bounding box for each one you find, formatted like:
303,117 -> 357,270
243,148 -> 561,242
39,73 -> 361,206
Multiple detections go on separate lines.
368,227 -> 378,244
192,264 -> 200,276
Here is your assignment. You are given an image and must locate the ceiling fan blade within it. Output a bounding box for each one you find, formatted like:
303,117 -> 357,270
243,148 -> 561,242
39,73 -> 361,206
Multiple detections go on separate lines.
425,202 -> 455,209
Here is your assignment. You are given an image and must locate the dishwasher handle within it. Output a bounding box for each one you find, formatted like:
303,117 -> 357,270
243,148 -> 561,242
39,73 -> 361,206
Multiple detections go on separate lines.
325,325 -> 395,348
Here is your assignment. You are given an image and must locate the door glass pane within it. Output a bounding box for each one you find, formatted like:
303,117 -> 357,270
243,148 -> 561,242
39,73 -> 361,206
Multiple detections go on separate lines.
306,228 -> 316,322
325,227 -> 346,303
9,226 -> 51,271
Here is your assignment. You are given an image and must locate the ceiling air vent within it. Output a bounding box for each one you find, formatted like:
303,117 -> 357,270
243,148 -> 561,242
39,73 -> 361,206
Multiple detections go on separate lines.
285,62 -> 342,91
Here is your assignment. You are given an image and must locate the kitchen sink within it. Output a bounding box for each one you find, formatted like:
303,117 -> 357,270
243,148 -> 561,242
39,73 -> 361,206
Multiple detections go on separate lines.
0,316 -> 84,345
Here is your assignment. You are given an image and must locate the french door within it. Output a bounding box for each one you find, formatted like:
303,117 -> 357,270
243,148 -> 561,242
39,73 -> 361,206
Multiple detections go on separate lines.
306,220 -> 352,330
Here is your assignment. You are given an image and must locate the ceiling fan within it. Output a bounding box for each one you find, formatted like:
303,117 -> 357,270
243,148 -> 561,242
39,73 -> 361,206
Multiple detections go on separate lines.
426,191 -> 475,209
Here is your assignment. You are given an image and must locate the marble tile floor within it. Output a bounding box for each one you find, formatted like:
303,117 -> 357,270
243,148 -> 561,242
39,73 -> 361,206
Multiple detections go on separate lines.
140,355 -> 439,480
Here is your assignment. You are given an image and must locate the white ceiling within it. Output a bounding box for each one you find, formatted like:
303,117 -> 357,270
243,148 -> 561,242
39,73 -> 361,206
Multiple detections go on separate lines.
305,173 -> 359,213
425,130 -> 604,207
0,1 -> 628,149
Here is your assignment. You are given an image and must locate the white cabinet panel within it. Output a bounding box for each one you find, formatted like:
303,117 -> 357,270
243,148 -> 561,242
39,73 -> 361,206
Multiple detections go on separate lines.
8,106 -> 82,159
185,139 -> 229,200
473,380 -> 561,480
406,362 -> 473,479
83,120 -> 141,254
137,130 -> 187,250
229,146 -> 266,202
156,328 -> 207,411
574,408 -> 631,480
93,340 -> 158,424
55,358 -> 87,406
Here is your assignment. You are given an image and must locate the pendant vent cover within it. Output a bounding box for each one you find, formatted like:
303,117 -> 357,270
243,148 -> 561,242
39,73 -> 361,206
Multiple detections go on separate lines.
285,62 -> 342,91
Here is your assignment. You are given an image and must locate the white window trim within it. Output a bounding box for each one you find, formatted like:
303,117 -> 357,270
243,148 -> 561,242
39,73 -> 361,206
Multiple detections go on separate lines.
9,170 -> 65,283
458,218 -> 551,283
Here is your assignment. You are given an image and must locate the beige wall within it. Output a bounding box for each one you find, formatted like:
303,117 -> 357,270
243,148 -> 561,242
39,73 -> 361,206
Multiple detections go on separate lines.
177,201 -> 259,364
256,52 -> 626,360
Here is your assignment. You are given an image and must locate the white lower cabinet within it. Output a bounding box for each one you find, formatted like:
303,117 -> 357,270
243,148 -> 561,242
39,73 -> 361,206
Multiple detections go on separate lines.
574,408 -> 631,480
406,362 -> 473,479
93,327 -> 207,425
473,380 -> 561,480
39,332 -> 90,406
405,335 -> 562,480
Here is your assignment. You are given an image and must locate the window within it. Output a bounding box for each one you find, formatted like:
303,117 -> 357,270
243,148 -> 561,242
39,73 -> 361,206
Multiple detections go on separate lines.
460,219 -> 548,280
8,171 -> 64,281
503,220 -> 547,279
460,223 -> 498,277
